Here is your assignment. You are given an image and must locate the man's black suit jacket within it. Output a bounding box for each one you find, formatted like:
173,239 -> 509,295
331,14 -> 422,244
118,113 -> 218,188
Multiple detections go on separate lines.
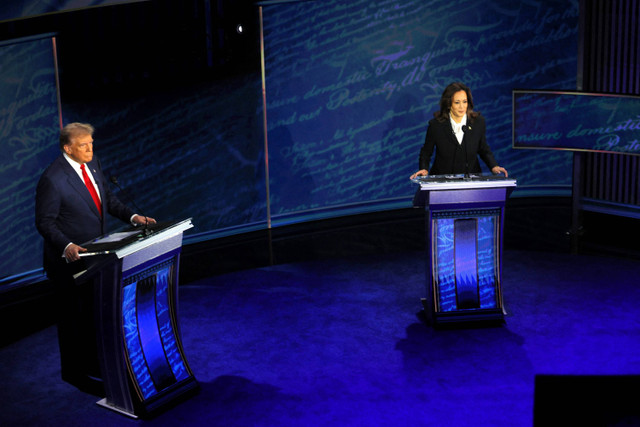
35,154 -> 135,275
418,114 -> 498,175
35,154 -> 136,391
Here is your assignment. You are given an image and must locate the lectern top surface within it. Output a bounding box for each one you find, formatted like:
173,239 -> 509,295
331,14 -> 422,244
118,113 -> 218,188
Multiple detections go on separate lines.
80,218 -> 193,257
411,174 -> 517,190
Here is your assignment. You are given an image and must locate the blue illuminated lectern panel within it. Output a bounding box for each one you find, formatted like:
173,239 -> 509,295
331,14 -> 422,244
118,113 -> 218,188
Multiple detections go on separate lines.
122,255 -> 193,401
414,174 -> 515,325
87,219 -> 197,418
432,210 -> 500,313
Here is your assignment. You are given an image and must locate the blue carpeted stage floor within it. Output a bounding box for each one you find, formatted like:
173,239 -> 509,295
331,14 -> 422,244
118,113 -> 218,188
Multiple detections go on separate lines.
2,249 -> 640,426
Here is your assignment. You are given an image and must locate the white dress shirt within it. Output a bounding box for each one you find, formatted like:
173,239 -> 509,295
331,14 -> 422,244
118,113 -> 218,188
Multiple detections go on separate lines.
63,153 -> 102,202
450,114 -> 467,144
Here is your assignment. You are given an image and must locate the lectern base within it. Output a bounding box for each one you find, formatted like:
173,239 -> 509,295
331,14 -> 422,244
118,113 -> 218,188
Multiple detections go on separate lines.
96,377 -> 199,419
421,298 -> 505,327
96,398 -> 139,419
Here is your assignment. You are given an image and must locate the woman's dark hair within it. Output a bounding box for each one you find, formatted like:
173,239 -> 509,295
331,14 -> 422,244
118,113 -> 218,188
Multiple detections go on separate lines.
434,82 -> 479,121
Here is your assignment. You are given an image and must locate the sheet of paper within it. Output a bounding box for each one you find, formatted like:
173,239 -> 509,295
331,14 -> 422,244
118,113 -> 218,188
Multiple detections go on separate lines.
93,230 -> 140,244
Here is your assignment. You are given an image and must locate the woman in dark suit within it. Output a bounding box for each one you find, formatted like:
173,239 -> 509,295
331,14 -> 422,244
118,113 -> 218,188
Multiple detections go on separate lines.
410,82 -> 508,178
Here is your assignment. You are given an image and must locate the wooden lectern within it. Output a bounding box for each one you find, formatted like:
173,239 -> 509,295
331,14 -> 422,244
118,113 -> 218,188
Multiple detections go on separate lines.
75,218 -> 198,418
412,175 -> 516,326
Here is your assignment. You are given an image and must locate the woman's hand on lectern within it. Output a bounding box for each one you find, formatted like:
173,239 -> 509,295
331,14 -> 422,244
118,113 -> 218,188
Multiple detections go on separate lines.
410,169 -> 429,179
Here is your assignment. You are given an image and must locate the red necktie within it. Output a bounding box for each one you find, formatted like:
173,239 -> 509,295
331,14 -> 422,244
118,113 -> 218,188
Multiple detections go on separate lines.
80,164 -> 102,216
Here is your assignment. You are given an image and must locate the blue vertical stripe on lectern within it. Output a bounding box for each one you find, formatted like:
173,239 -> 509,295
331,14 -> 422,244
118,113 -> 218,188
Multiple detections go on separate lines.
155,267 -> 190,382
436,218 -> 456,312
454,219 -> 479,309
123,282 -> 156,399
137,275 -> 176,392
477,215 -> 498,308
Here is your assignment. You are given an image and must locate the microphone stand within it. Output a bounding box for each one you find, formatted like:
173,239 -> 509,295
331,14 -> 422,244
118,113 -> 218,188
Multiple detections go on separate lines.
109,176 -> 152,237
462,125 -> 470,179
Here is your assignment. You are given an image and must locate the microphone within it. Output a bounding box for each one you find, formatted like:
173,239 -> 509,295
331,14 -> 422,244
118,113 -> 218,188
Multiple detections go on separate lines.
461,125 -> 470,178
109,175 -> 152,236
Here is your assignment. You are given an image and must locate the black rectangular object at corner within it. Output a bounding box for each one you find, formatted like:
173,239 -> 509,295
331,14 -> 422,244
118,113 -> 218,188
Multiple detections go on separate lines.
412,175 -> 516,326
75,219 -> 198,418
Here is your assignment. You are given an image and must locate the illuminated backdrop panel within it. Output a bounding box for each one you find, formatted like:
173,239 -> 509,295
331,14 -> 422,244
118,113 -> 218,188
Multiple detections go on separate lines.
0,35 -> 60,279
513,90 -> 640,156
262,0 -> 579,221
0,1 -> 584,285
0,0 -> 149,22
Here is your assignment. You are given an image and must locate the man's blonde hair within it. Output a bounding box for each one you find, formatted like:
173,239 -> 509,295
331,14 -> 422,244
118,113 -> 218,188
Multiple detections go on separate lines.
59,122 -> 95,150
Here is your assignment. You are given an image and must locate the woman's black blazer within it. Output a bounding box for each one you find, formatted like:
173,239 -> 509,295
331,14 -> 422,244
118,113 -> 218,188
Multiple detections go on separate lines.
418,114 -> 498,175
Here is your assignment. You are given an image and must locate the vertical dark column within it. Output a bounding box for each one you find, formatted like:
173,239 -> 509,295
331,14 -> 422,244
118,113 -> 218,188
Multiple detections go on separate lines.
580,0 -> 640,207
454,218 -> 480,310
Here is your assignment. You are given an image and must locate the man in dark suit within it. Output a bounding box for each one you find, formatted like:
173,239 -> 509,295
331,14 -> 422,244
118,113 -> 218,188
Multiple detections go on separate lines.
410,82 -> 508,178
35,122 -> 155,395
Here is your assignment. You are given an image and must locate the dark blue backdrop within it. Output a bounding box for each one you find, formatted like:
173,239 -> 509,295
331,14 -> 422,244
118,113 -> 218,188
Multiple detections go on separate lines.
0,0 -> 147,23
1,0 -> 580,283
1,35 -> 60,279
263,0 -> 579,222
